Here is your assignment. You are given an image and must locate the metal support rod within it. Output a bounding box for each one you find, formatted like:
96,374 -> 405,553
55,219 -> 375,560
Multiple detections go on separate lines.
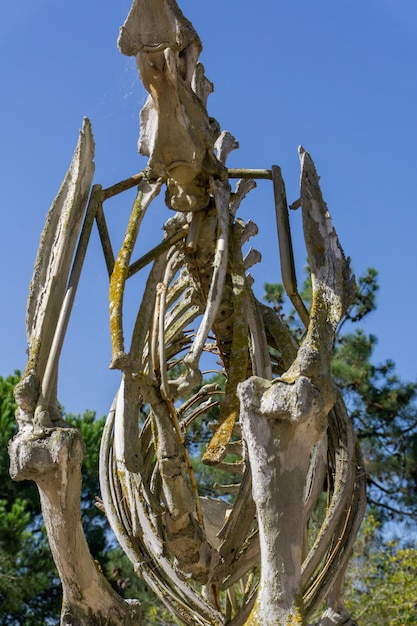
227,168 -> 272,180
102,168 -> 271,199
102,171 -> 145,199
95,202 -> 115,277
271,165 -> 310,329
128,225 -> 189,278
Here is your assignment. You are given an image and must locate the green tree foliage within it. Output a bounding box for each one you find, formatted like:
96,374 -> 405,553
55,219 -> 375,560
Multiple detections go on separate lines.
0,373 -> 61,625
263,282 -> 285,315
332,330 -> 417,520
346,516 -> 417,625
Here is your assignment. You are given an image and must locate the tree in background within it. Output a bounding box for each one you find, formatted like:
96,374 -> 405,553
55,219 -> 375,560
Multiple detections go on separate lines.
345,516 -> 417,626
0,373 -> 60,625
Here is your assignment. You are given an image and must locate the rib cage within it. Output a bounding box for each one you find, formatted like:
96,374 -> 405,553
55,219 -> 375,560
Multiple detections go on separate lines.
98,172 -> 366,625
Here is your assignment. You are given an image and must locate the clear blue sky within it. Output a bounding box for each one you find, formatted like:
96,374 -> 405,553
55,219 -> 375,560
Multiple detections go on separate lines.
1,1 -> 417,417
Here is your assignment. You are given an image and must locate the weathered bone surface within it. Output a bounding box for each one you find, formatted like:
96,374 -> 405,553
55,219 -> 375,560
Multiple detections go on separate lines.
15,118 -> 94,433
119,0 -> 224,213
9,427 -> 141,626
10,1 -> 366,625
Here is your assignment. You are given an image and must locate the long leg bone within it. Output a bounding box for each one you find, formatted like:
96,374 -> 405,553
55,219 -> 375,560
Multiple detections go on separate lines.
237,148 -> 356,625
